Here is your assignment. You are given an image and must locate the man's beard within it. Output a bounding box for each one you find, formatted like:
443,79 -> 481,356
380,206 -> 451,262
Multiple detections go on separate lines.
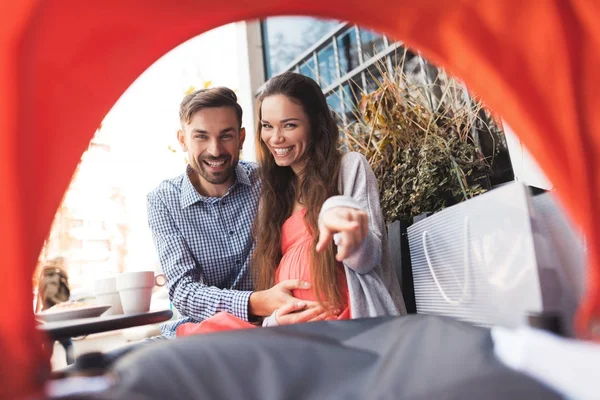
196,156 -> 237,185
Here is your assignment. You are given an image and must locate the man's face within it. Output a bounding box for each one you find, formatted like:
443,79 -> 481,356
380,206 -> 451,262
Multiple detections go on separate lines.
178,107 -> 245,192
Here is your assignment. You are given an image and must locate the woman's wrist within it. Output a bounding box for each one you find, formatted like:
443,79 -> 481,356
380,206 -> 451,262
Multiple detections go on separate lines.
262,310 -> 280,327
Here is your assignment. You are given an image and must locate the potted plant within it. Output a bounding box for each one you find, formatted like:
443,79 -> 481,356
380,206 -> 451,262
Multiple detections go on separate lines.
339,50 -> 508,312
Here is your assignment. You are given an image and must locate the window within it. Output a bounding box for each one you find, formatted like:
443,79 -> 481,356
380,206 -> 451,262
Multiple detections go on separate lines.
360,28 -> 385,60
395,49 -> 420,77
365,67 -> 385,93
68,219 -> 84,230
317,43 -> 337,87
298,57 -> 317,81
342,80 -> 362,123
262,17 -> 339,78
68,238 -> 84,250
326,88 -> 343,124
337,27 -> 360,76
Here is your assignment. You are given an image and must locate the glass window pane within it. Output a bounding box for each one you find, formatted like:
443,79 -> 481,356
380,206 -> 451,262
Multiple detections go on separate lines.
298,57 -> 317,81
365,67 -> 384,93
402,49 -> 421,77
317,43 -> 337,87
326,89 -> 343,124
342,79 -> 362,123
337,27 -> 360,76
262,17 -> 339,78
360,28 -> 385,60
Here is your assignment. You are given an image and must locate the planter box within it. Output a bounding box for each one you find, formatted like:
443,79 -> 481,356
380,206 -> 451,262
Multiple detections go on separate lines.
387,220 -> 417,314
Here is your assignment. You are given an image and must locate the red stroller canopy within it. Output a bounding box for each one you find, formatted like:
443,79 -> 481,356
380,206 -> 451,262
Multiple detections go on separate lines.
1,1 -> 599,397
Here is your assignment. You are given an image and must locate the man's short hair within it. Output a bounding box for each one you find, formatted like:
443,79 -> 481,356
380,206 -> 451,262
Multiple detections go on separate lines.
179,87 -> 243,129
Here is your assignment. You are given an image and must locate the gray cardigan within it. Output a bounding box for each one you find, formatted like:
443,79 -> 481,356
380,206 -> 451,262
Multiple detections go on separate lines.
264,152 -> 406,325
326,152 -> 406,318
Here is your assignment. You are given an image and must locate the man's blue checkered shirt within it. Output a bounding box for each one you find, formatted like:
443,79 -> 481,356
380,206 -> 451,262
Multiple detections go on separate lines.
147,161 -> 260,338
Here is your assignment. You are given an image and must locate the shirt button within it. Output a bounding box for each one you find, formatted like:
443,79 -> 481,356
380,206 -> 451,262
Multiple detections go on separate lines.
229,230 -> 234,235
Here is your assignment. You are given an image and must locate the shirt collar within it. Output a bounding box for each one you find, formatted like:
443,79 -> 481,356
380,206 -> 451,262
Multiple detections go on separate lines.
235,162 -> 252,187
180,163 -> 251,208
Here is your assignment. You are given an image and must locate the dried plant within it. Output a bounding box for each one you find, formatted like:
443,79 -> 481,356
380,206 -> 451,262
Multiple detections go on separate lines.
339,50 -> 495,222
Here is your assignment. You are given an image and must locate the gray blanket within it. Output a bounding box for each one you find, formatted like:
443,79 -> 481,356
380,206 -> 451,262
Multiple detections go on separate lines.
71,315 -> 562,400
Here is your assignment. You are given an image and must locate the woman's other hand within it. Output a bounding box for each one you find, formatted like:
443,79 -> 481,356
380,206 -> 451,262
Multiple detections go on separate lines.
316,207 -> 368,261
275,300 -> 340,324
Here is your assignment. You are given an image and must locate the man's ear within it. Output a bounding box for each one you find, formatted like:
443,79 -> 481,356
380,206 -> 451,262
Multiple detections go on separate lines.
239,127 -> 246,149
177,128 -> 187,152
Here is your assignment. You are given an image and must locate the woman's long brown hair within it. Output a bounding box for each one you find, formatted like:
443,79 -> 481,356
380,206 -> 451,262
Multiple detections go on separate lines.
252,72 -> 344,309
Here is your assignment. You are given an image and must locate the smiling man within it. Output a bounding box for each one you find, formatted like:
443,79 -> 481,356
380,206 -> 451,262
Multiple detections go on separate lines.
147,88 -> 323,338
179,91 -> 243,197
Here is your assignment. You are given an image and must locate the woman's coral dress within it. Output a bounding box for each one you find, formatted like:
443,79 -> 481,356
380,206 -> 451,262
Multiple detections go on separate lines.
176,209 -> 350,337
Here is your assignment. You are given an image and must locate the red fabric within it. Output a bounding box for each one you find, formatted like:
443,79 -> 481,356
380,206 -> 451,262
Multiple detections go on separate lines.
1,1 -> 600,398
177,312 -> 257,336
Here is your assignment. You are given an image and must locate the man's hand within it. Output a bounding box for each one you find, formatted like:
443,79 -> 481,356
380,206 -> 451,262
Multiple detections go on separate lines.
275,301 -> 340,325
249,279 -> 311,317
316,207 -> 368,261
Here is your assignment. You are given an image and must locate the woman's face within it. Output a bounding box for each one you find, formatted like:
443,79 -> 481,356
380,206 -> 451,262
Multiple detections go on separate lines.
260,94 -> 310,174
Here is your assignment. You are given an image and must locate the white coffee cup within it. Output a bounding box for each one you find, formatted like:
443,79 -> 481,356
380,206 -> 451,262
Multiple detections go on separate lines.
116,271 -> 166,314
94,276 -> 123,316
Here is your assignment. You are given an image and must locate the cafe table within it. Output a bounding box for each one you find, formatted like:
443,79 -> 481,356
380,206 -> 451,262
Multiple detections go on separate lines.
39,309 -> 173,341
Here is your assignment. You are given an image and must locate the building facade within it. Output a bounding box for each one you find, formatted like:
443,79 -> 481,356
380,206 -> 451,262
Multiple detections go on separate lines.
238,17 -> 522,187
260,18 -> 411,126
237,18 -> 409,132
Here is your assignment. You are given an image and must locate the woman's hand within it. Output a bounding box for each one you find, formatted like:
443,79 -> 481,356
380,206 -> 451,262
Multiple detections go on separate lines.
249,279 -> 311,317
316,207 -> 368,261
275,301 -> 340,325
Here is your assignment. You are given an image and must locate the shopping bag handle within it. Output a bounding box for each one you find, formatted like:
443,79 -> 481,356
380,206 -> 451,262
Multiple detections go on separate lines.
422,216 -> 470,306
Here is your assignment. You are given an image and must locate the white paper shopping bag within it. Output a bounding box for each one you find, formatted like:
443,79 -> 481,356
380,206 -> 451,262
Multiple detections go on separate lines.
407,182 -> 584,332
